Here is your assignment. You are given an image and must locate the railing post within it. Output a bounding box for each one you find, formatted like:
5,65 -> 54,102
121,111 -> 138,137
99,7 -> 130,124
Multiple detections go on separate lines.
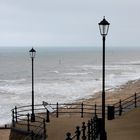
15,106 -> 17,123
43,119 -> 47,140
12,110 -> 15,127
135,93 -> 137,108
56,102 -> 59,118
94,104 -> 97,116
81,103 -> 84,118
46,109 -> 50,122
27,113 -> 30,131
75,126 -> 80,140
87,120 -> 91,140
31,131 -> 34,140
82,122 -> 86,140
93,116 -> 97,140
93,116 -> 99,140
119,100 -> 122,116
5,124 -> 7,129
66,132 -> 72,140
90,119 -> 94,140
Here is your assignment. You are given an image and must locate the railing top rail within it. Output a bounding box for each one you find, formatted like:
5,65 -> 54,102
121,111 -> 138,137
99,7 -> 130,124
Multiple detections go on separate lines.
12,103 -> 102,114
15,103 -> 43,109
114,92 -> 140,106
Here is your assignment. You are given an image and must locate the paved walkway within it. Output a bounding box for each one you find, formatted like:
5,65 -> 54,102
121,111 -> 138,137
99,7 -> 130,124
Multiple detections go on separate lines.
0,129 -> 10,140
47,108 -> 140,140
1,108 -> 140,140
47,116 -> 90,140
106,108 -> 140,140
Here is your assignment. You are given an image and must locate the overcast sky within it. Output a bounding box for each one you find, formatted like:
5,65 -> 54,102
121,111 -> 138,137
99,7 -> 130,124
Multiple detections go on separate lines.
0,0 -> 140,47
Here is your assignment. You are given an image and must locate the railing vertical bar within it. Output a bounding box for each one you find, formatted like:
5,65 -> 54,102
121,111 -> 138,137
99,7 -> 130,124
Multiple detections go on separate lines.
46,109 -> 50,122
94,104 -> 97,116
31,131 -> 34,140
91,119 -> 93,140
135,93 -> 137,108
82,122 -> 86,140
81,103 -> 84,118
15,106 -> 18,123
93,117 -> 96,140
66,132 -> 72,140
87,120 -> 90,140
119,100 -> 122,116
75,126 -> 80,140
56,102 -> 59,118
12,110 -> 15,127
27,113 -> 30,132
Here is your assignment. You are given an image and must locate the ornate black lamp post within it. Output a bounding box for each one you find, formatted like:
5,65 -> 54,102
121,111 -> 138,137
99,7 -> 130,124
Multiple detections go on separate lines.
98,17 -> 110,140
29,48 -> 36,122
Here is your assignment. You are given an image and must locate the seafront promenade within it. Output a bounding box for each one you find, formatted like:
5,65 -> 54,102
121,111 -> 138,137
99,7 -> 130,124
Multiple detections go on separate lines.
0,108 -> 140,140
1,79 -> 140,140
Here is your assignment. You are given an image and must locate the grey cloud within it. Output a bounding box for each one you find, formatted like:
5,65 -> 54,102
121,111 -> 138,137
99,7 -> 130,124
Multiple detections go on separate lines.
0,0 -> 139,47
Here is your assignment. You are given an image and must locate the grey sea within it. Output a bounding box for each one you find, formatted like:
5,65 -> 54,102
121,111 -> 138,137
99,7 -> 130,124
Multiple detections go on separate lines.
0,46 -> 140,125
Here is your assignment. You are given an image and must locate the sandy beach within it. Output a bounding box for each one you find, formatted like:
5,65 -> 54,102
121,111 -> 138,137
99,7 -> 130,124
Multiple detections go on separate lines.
1,79 -> 140,140
83,79 -> 140,105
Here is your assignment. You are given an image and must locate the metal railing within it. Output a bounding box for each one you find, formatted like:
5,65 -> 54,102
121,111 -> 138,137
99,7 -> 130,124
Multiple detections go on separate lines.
65,115 -> 102,140
11,103 -> 101,140
12,103 -> 101,121
48,103 -> 102,118
12,105 -> 47,140
11,92 -> 140,140
65,92 -> 140,140
113,92 -> 140,117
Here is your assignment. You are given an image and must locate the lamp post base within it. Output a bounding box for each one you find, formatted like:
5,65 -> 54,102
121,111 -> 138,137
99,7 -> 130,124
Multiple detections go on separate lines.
31,113 -> 35,122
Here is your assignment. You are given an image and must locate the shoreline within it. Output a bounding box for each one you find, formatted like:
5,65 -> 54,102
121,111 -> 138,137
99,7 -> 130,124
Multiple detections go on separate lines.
78,78 -> 140,105
1,78 -> 140,126
1,79 -> 140,140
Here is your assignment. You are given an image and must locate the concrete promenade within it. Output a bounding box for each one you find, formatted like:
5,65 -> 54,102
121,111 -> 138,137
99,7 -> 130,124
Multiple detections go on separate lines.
47,108 -> 140,140
106,108 -> 140,140
0,108 -> 140,140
